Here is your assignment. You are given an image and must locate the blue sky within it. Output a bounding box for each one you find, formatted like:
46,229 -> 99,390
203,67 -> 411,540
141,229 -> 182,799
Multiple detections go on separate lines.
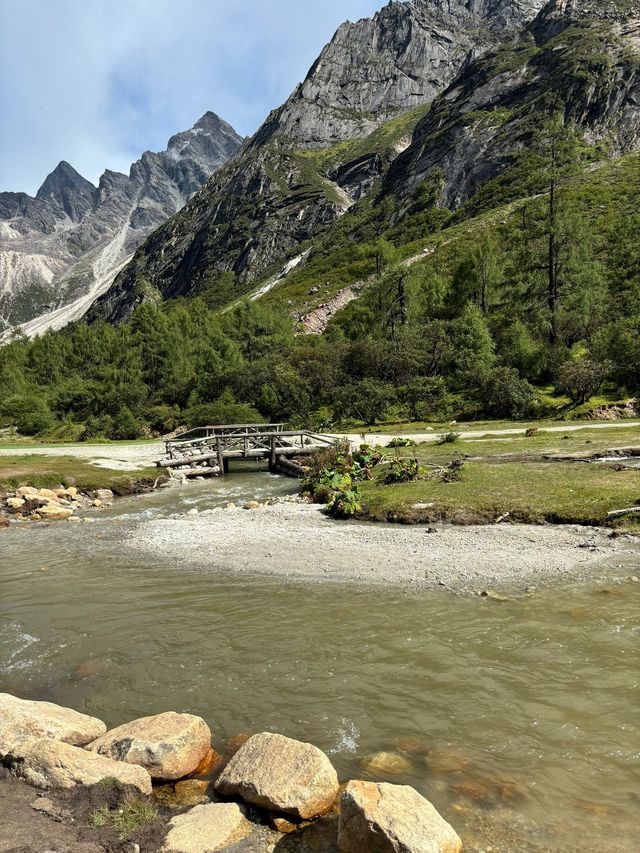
0,0 -> 385,194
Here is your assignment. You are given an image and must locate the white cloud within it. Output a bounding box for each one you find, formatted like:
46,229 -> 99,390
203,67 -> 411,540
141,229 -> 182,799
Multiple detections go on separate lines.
0,0 -> 384,194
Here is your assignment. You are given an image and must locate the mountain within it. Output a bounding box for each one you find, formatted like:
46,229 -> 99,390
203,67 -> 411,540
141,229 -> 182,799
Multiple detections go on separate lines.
89,0 -> 547,324
0,112 -> 243,336
385,0 -> 640,208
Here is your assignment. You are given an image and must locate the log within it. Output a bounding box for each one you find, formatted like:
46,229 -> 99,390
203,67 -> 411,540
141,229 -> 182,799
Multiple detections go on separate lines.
607,507 -> 640,518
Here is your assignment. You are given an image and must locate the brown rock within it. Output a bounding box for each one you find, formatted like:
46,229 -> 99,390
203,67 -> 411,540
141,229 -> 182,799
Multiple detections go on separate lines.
154,779 -> 211,808
37,489 -> 60,502
425,747 -> 470,775
393,736 -> 429,756
223,733 -> 252,756
215,732 -> 339,819
270,814 -> 299,834
338,781 -> 462,853
162,803 -> 252,853
193,747 -> 223,776
34,505 -> 73,520
7,739 -> 152,794
87,711 -> 212,780
0,693 -> 106,757
361,751 -> 412,777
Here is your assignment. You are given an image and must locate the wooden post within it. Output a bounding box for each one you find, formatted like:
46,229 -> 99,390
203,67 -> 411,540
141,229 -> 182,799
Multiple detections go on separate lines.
269,435 -> 277,472
216,437 -> 224,476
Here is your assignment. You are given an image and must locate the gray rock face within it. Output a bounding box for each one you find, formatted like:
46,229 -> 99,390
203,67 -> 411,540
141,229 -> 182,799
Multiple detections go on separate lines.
89,0 -> 547,324
386,0 -> 640,207
0,112 -> 242,335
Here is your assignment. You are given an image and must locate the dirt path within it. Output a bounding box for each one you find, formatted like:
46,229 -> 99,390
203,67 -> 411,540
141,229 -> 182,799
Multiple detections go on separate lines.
339,421 -> 640,446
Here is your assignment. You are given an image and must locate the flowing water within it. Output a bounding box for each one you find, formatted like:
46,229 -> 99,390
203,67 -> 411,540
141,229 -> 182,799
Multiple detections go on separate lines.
1,469 -> 639,851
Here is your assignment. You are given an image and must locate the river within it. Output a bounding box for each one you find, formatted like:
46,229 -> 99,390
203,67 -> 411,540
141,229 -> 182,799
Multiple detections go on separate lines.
1,468 -> 638,851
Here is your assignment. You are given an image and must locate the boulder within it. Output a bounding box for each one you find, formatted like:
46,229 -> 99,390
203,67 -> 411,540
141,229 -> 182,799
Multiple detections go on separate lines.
94,489 -> 114,501
6,497 -> 25,509
162,803 -> 252,853
37,489 -> 60,502
243,501 -> 261,510
0,693 -> 106,757
87,711 -> 211,780
338,781 -> 461,853
34,505 -> 73,520
7,739 -> 152,794
17,486 -> 38,497
215,732 -> 339,819
361,751 -> 412,777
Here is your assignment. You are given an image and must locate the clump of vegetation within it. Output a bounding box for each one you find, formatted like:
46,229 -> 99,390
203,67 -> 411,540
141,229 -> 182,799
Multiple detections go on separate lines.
89,800 -> 158,838
438,432 -> 460,446
384,458 -> 424,484
429,459 -> 465,483
326,480 -> 362,519
387,437 -> 418,448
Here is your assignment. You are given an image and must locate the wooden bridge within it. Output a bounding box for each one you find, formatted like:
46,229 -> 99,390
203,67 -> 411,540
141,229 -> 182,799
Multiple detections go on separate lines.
156,423 -> 336,477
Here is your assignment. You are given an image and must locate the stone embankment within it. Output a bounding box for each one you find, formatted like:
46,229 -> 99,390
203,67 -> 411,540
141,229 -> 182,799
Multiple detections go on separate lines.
0,485 -> 114,524
0,693 -> 461,852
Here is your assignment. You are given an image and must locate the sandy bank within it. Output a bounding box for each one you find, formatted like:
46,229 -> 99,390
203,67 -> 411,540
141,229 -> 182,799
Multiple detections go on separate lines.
123,502 -> 637,591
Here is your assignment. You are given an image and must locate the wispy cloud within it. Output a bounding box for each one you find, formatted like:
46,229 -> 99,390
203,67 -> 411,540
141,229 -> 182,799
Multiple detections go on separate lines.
0,0 -> 385,194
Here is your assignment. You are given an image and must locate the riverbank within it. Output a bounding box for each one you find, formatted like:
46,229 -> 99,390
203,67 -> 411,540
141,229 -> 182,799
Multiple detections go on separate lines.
123,500 -> 637,591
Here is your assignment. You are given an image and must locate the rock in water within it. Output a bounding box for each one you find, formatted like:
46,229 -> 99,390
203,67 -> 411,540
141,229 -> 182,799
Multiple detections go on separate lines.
0,693 -> 106,757
87,711 -> 211,780
338,780 -> 461,853
215,731 -> 339,819
6,739 -> 152,794
162,803 -> 252,853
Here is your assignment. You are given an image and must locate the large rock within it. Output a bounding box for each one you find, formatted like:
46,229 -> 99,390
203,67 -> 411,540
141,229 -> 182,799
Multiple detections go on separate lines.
338,781 -> 461,853
6,739 -> 152,794
215,731 -> 339,819
0,693 -> 106,757
87,711 -> 211,780
162,803 -> 252,853
34,504 -> 73,520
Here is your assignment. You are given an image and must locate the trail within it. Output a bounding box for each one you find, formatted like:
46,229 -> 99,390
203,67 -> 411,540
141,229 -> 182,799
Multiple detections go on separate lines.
340,421 -> 640,446
1,422 -> 639,469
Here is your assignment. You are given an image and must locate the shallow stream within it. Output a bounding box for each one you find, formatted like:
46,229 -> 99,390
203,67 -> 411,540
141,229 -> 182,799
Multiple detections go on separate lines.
1,468 -> 639,851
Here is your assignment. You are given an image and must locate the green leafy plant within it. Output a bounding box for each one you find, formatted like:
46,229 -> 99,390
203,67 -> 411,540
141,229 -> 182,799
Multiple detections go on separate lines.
327,483 -> 362,518
438,431 -> 460,445
384,457 -> 424,484
386,437 -> 418,448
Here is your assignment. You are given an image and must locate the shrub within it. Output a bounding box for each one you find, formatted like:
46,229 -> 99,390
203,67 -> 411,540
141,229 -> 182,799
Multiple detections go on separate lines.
555,359 -> 607,404
481,367 -> 535,418
387,437 -> 418,448
438,431 -> 460,445
0,394 -> 54,436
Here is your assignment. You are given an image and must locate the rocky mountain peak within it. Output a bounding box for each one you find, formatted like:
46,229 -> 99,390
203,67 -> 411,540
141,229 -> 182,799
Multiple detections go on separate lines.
1,113 -> 242,336
255,0 -> 547,150
35,160 -> 96,221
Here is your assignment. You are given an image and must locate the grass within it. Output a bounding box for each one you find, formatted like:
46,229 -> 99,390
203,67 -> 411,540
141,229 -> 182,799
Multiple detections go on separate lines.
0,455 -> 160,495
357,429 -> 640,528
89,800 -> 158,838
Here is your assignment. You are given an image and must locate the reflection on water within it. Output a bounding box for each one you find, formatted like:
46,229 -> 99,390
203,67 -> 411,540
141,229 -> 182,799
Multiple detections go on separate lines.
1,469 -> 639,851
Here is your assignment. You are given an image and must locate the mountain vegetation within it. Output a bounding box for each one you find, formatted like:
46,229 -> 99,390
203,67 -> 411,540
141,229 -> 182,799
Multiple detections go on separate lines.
1,0 -> 639,440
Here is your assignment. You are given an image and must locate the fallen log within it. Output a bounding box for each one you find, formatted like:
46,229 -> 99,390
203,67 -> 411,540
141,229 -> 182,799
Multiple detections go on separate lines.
607,506 -> 640,518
